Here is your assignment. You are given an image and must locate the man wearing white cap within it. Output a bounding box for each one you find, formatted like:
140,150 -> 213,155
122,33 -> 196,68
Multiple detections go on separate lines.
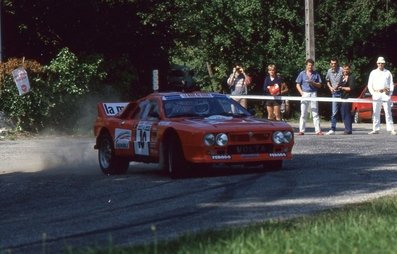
367,56 -> 396,135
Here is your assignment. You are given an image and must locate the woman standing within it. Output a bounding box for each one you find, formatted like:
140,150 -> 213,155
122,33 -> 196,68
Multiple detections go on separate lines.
263,64 -> 289,120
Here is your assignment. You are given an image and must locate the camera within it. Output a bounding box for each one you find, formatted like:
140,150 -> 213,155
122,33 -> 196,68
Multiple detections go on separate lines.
335,81 -> 346,91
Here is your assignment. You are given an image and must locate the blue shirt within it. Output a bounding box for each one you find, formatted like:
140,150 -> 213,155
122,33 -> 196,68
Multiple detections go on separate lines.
296,70 -> 322,92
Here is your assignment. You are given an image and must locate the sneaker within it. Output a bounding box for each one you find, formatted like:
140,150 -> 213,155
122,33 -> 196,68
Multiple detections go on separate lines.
343,131 -> 352,135
298,132 -> 304,135
316,131 -> 324,136
391,130 -> 397,135
325,130 -> 335,135
368,130 -> 379,134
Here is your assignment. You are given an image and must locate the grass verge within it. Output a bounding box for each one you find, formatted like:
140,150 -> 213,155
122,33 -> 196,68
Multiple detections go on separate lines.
71,194 -> 397,254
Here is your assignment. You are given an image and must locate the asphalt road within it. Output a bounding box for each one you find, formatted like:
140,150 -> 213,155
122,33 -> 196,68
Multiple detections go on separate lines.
1,122 -> 397,253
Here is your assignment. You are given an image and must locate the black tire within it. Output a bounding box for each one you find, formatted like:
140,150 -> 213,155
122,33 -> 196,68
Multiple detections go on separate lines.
262,160 -> 283,171
158,141 -> 169,173
167,137 -> 188,178
98,133 -> 129,175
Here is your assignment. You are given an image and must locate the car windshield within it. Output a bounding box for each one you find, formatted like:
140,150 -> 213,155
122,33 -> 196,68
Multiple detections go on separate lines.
163,95 -> 251,118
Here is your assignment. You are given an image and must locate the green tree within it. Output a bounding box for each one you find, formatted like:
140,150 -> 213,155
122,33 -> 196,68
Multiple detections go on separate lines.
316,0 -> 397,84
139,0 -> 305,92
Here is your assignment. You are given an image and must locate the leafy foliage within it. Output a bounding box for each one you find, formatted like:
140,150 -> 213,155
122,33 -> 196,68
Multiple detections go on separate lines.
0,48 -> 106,132
140,0 -> 397,91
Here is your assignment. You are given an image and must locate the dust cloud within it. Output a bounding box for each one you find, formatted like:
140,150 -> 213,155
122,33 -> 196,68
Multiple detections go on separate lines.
0,92 -> 129,175
0,137 -> 98,175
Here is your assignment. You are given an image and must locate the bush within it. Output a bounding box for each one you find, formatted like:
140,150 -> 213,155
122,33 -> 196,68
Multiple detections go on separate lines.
0,48 -> 106,133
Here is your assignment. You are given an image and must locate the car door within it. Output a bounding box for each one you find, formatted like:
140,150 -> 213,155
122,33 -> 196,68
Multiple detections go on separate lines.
130,99 -> 161,160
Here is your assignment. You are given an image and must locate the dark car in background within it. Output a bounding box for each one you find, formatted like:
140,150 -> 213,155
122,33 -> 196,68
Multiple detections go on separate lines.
352,84 -> 397,123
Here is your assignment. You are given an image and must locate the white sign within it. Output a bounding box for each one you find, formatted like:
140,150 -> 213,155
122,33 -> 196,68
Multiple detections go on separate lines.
12,67 -> 30,96
102,102 -> 128,116
152,69 -> 159,91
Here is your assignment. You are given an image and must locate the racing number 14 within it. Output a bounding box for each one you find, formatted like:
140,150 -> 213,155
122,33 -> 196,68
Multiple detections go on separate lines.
134,122 -> 152,156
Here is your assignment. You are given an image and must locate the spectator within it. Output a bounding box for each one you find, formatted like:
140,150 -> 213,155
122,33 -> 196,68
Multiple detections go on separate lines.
367,56 -> 396,135
263,64 -> 289,120
325,58 -> 344,135
338,64 -> 358,134
295,58 -> 323,135
227,64 -> 249,108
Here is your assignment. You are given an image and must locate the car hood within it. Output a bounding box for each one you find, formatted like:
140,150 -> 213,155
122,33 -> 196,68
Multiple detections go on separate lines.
169,115 -> 292,130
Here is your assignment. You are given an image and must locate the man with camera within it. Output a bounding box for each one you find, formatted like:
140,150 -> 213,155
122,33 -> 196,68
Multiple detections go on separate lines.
227,64 -> 249,108
325,58 -> 344,135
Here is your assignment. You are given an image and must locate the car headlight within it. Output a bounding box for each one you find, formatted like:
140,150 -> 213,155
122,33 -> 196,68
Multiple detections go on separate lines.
204,133 -> 215,146
272,131 -> 293,144
272,131 -> 284,144
283,131 -> 293,143
215,133 -> 228,146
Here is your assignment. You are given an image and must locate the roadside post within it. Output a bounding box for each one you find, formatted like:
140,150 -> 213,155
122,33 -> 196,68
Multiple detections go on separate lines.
152,69 -> 159,92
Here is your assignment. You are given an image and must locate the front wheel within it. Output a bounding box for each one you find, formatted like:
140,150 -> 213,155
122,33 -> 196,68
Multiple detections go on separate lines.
167,137 -> 188,178
98,133 -> 129,175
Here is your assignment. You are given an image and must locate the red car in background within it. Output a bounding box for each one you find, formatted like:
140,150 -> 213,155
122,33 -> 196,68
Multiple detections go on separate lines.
352,84 -> 397,123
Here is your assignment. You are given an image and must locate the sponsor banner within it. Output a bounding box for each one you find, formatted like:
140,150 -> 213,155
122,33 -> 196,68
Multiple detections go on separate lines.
12,67 -> 30,96
102,103 -> 128,116
230,95 -> 396,103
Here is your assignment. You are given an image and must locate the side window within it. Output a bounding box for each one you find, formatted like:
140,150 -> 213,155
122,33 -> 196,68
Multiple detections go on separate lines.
132,100 -> 150,120
139,100 -> 160,120
147,101 -> 160,120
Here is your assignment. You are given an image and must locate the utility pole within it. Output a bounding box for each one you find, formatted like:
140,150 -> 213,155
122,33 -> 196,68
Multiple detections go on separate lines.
0,0 -> 2,62
305,0 -> 315,61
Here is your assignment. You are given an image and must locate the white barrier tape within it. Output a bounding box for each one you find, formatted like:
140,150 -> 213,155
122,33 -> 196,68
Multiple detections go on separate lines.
230,95 -> 397,103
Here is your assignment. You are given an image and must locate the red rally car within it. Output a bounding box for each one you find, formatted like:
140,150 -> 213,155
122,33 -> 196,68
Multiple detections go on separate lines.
93,92 -> 294,177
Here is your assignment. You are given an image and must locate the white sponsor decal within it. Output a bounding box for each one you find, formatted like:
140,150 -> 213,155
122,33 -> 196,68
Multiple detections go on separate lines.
180,93 -> 214,98
134,121 -> 152,156
115,128 -> 131,149
103,103 -> 128,116
211,155 -> 232,160
269,152 -> 287,157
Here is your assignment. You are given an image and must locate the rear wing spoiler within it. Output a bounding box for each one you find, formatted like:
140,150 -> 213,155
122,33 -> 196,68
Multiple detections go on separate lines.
97,102 -> 129,117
